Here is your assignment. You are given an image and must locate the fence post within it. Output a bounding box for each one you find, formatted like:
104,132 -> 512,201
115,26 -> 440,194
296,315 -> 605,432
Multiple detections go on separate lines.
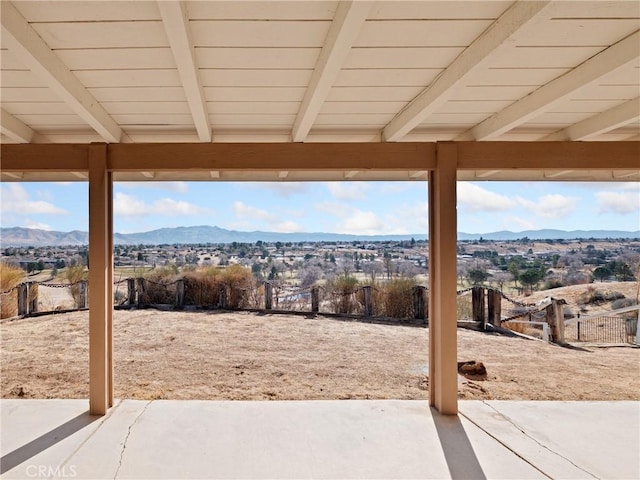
136,278 -> 146,307
546,298 -> 565,344
265,282 -> 273,310
311,286 -> 319,313
553,298 -> 565,344
28,283 -> 38,314
17,283 -> 28,316
175,279 -> 185,308
363,286 -> 374,316
78,281 -> 88,309
127,278 -> 136,305
472,286 -> 485,326
413,285 -> 426,320
487,289 -> 502,326
219,284 -> 228,309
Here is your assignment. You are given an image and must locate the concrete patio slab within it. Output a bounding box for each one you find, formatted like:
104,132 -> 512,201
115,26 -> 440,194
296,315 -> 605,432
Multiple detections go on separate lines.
1,400 -> 638,479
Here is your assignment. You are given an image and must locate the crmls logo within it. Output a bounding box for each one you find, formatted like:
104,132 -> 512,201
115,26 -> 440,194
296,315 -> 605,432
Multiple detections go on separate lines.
25,465 -> 77,478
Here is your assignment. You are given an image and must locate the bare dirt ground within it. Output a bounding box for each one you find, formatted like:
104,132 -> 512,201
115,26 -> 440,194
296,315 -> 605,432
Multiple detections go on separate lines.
2,310 -> 638,401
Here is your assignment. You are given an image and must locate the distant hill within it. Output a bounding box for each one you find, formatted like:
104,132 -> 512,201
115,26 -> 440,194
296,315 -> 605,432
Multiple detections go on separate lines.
0,226 -> 638,247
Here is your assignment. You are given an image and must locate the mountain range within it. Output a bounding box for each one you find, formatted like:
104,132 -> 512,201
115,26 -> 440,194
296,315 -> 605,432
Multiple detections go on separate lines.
1,226 -> 638,248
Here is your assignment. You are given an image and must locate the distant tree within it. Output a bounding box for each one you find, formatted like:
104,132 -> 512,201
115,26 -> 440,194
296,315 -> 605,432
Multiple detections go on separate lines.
467,267 -> 489,285
592,266 -> 611,282
519,268 -> 545,293
36,259 -> 45,272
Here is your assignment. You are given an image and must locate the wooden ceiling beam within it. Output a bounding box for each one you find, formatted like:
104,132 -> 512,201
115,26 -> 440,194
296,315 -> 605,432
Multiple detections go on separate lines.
383,1 -> 553,142
466,30 -> 640,140
1,2 -> 123,142
292,1 -> 372,142
542,97 -> 640,141
1,108 -> 34,143
158,1 -> 212,142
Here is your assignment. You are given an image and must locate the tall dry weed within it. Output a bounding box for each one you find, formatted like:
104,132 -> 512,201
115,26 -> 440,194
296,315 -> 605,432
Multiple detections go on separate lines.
381,278 -> 416,318
1,263 -> 25,318
65,265 -> 87,308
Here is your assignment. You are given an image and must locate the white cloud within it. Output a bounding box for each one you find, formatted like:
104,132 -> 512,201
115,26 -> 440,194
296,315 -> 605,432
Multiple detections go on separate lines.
506,216 -> 536,231
0,184 -> 67,215
23,219 -> 52,230
313,201 -> 349,217
517,194 -> 578,218
336,209 -> 384,235
596,191 -> 640,215
326,182 -> 369,201
457,183 -> 515,212
114,192 -> 210,217
233,201 -> 274,221
118,181 -> 188,193
273,221 -> 304,233
232,201 -> 305,232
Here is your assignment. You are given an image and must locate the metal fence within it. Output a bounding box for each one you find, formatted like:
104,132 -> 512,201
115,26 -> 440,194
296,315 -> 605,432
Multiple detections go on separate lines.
565,316 -> 637,344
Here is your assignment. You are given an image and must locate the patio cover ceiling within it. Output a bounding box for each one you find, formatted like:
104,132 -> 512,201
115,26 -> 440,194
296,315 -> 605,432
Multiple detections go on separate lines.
1,0 -> 639,182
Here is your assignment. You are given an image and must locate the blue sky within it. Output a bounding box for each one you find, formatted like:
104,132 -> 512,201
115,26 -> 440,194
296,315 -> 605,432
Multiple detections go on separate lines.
1,181 -> 639,235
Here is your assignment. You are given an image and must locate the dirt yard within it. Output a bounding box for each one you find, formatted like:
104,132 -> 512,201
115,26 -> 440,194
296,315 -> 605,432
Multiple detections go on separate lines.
1,310 -> 638,401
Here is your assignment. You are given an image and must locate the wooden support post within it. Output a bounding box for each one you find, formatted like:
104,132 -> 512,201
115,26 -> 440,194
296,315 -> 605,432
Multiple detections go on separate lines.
413,285 -> 426,320
28,283 -> 38,314
127,278 -> 136,305
265,282 -> 273,310
429,142 -> 458,415
219,284 -> 228,309
175,279 -> 185,308
311,286 -> 319,313
363,285 -> 374,316
487,289 -> 502,326
472,286 -> 485,327
88,143 -> 109,415
17,283 -> 28,316
107,171 -> 114,407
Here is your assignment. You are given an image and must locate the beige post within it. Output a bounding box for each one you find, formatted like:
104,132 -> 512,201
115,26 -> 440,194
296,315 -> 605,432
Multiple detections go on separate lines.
107,171 -> 114,407
428,142 -> 458,415
88,143 -> 109,415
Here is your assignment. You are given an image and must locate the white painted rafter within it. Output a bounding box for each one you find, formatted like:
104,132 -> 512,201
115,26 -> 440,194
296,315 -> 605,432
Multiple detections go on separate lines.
541,97 -> 640,141
1,108 -> 34,143
0,2 -> 123,142
158,1 -> 212,142
292,1 -> 373,142
383,1 -> 553,142
466,30 -> 640,140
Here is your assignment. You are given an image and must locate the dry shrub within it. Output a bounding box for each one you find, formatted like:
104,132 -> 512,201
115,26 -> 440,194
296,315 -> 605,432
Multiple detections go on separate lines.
220,264 -> 255,308
503,321 -> 540,337
65,265 -> 87,308
327,275 -> 359,314
141,268 -> 178,305
577,286 -> 606,306
381,278 -> 416,318
183,268 -> 221,306
1,263 -> 25,319
457,294 -> 473,320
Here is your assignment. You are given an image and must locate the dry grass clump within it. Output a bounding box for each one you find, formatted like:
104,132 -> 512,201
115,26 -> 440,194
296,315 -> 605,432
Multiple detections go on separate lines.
140,267 -> 178,305
219,264 -> 256,308
0,263 -> 25,319
503,320 -> 541,338
326,275 -> 360,314
381,278 -> 417,318
64,265 -> 87,308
